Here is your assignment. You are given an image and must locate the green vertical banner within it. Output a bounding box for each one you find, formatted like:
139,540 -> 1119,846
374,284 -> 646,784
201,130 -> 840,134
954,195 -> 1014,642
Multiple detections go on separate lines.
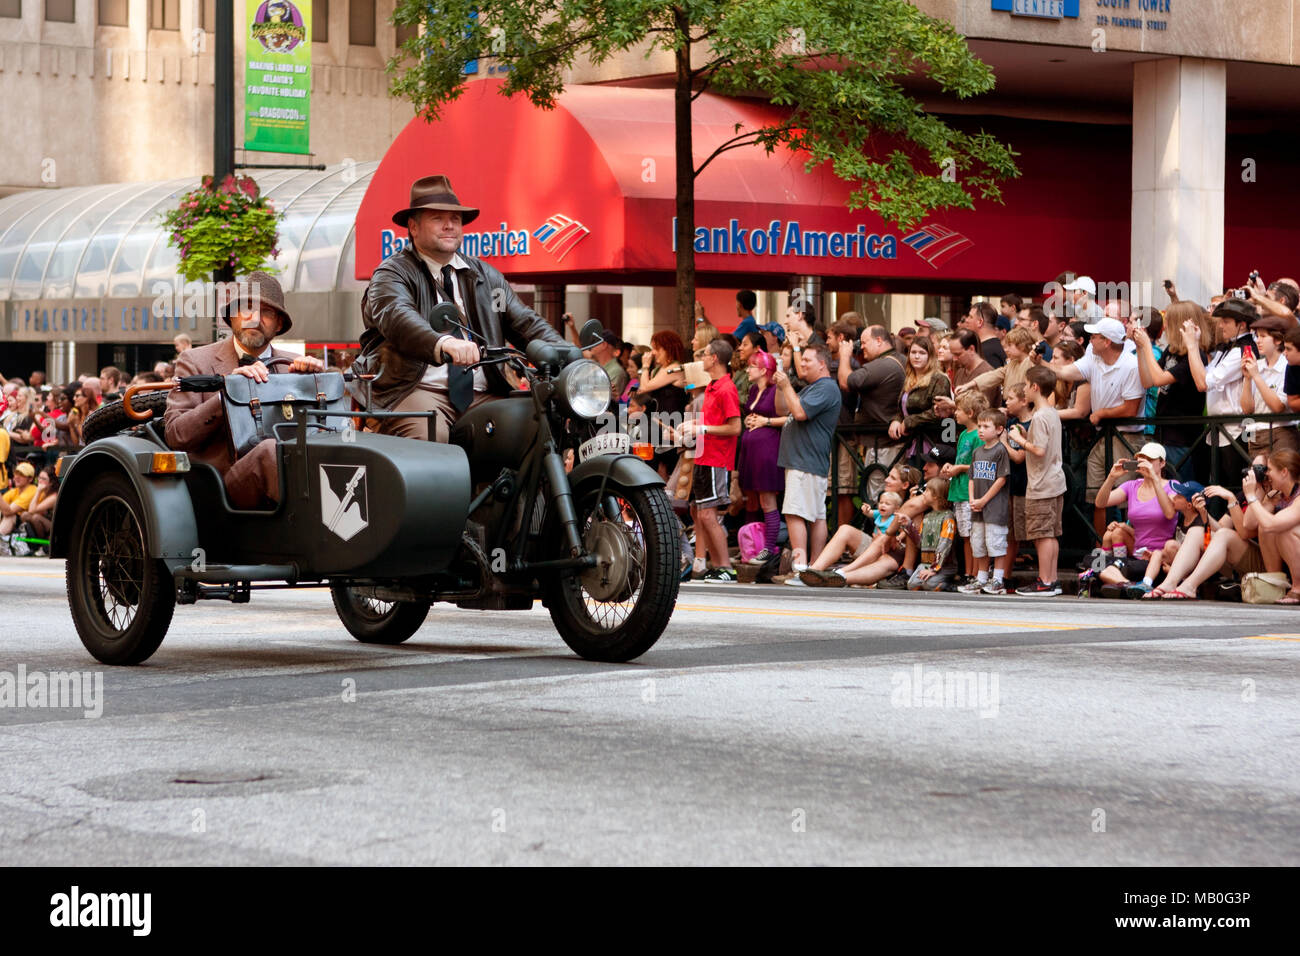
244,0 -> 312,155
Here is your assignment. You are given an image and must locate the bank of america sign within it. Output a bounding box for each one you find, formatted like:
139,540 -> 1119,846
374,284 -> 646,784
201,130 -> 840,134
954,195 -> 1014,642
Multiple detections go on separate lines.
992,0 -> 1079,18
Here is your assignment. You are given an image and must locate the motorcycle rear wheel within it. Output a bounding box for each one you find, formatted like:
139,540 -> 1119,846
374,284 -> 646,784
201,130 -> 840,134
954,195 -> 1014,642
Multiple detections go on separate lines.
544,483 -> 679,662
330,586 -> 432,644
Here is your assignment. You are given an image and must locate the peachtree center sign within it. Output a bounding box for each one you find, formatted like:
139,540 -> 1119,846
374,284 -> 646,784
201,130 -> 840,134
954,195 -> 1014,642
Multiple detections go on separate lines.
991,0 -> 1079,18
245,1 -> 312,155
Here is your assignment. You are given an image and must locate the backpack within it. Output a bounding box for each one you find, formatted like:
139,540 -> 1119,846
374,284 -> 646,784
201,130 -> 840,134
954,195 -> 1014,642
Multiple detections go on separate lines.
737,522 -> 766,562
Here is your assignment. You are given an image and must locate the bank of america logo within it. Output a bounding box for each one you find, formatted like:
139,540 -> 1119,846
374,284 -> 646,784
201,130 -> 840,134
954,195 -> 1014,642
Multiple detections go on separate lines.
901,225 -> 973,268
532,214 -> 590,261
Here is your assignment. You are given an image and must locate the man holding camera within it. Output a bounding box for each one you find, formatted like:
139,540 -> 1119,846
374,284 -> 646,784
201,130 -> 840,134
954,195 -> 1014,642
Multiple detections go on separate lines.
1184,298 -> 1258,456
1047,316 -> 1146,537
842,325 -> 905,501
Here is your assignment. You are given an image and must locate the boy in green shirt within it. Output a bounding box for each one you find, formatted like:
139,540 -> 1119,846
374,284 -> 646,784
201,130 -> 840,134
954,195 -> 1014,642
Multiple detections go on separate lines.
941,390 -> 990,584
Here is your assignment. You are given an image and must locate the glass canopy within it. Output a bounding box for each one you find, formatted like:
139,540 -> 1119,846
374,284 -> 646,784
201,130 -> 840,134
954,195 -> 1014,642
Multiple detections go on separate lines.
0,162 -> 377,302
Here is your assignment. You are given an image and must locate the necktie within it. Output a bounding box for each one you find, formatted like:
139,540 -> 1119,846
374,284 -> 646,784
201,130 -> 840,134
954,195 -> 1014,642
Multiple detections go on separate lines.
442,264 -> 473,414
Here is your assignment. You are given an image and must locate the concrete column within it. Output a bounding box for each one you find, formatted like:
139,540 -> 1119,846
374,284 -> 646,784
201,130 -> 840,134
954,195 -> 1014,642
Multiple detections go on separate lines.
622,287 -> 656,345
46,341 -> 75,383
789,274 -> 823,327
888,294 -> 926,333
1132,58 -> 1226,312
564,285 -> 594,327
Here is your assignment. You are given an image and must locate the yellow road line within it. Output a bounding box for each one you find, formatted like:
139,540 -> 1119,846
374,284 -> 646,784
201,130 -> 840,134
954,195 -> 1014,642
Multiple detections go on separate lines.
1,570 -> 62,578
673,603 -> 1093,630
1243,634 -> 1300,642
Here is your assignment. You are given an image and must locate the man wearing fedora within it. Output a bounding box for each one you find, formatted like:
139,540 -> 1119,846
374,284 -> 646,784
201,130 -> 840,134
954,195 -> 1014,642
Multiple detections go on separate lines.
164,271 -> 324,509
351,175 -> 566,442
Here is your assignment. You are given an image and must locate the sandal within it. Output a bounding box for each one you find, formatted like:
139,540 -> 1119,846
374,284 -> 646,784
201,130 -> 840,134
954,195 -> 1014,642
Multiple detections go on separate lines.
1142,587 -> 1167,600
1162,589 -> 1196,600
1276,590 -> 1300,605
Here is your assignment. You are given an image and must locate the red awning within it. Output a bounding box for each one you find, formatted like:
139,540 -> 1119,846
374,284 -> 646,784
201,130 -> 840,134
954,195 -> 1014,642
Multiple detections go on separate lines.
355,79 -> 1132,289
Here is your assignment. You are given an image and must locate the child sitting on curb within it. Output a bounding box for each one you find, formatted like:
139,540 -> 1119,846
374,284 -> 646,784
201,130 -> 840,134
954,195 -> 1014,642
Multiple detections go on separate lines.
907,477 -> 957,591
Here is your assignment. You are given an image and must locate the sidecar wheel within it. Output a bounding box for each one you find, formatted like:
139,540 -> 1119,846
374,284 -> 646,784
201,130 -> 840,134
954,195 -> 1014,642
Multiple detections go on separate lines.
66,471 -> 175,665
330,586 -> 431,644
544,484 -> 680,662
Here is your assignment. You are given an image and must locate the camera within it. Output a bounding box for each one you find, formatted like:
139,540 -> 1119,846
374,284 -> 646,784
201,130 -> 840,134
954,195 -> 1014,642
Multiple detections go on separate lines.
1243,463 -> 1267,483
1033,340 -> 1049,357
1232,288 -> 1250,299
1250,270 -> 1261,283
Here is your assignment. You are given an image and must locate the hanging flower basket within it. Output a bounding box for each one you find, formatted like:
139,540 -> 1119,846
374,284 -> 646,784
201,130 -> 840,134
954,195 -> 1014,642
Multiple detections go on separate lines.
160,173 -> 282,283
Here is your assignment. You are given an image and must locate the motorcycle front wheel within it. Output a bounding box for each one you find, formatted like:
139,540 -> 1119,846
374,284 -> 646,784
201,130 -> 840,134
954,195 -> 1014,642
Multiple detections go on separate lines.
544,483 -> 680,662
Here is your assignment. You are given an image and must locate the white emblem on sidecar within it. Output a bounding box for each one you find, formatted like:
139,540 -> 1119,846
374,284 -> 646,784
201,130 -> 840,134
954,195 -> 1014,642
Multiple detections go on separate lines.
320,464 -> 369,541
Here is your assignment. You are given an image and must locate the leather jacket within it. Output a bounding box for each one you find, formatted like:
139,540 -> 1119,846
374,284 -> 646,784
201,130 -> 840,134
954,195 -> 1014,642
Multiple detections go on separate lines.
349,244 -> 566,408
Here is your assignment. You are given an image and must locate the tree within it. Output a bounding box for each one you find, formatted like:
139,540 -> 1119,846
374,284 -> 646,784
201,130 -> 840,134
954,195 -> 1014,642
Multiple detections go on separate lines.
389,0 -> 1019,339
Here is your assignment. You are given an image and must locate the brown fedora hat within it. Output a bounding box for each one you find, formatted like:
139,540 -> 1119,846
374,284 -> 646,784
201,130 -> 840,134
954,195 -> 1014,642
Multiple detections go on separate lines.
223,270 -> 293,336
392,174 -> 480,227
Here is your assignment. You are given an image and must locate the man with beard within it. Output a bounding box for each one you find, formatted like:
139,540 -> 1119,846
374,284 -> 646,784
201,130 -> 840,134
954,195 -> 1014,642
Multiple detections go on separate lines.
164,272 -> 323,509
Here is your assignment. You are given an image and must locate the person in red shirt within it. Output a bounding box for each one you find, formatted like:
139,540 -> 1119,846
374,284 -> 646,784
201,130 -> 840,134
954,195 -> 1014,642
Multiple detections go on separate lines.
679,339 -> 742,581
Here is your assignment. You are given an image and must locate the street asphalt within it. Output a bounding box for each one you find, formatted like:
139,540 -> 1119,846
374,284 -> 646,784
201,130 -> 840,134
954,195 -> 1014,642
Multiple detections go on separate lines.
2,555 -> 1297,865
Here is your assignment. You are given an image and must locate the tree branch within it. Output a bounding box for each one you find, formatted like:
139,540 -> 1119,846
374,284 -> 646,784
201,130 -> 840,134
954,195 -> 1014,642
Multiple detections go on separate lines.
694,125 -> 796,178
690,56 -> 732,99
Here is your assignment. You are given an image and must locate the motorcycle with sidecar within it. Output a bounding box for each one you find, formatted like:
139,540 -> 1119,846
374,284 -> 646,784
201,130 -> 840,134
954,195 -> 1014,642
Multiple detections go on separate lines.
53,314 -> 680,665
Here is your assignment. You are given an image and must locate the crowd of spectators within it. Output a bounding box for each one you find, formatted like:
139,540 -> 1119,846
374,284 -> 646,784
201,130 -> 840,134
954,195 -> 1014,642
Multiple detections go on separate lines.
618,273 -> 1300,603
11,277 -> 1300,608
0,333 -> 194,555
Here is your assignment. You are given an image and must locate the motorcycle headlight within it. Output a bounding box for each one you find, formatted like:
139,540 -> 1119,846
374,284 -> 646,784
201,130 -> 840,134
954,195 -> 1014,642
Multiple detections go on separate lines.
559,360 -> 611,420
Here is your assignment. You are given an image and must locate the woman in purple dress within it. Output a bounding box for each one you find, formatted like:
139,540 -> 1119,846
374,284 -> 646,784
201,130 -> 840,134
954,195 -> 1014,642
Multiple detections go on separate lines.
737,350 -> 785,559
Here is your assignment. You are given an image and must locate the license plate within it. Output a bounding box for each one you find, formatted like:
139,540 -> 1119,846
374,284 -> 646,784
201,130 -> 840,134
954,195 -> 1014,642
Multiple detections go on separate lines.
578,433 -> 630,463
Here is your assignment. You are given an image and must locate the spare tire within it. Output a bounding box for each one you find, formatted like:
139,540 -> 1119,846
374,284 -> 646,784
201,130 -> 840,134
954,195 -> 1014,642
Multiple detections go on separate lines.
81,392 -> 170,444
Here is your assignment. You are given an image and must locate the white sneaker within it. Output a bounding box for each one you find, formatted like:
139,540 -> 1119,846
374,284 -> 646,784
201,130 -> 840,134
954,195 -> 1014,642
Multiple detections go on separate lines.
791,562 -> 809,574
957,580 -> 986,594
784,576 -> 806,586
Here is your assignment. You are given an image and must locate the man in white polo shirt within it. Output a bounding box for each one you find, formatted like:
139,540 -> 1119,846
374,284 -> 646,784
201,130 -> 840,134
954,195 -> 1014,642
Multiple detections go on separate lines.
1047,316 -> 1145,535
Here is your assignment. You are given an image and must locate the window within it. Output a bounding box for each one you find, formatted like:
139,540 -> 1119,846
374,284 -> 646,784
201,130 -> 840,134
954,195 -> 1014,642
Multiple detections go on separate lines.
46,0 -> 74,20
1,0 -> 21,18
313,0 -> 327,43
349,0 -> 374,46
149,0 -> 179,30
97,0 -> 128,25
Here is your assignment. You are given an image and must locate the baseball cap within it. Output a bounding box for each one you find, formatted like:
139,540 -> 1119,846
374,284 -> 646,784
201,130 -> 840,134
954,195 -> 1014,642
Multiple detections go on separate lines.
897,325 -> 917,336
760,322 -> 787,344
1064,276 -> 1097,296
1169,480 -> 1205,499
1136,442 -> 1167,461
926,444 -> 957,466
994,315 -> 1013,332
582,327 -> 621,349
15,461 -> 36,479
1083,317 -> 1127,344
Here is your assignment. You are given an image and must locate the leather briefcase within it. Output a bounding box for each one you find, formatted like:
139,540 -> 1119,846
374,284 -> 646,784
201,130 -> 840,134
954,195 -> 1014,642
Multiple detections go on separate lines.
222,371 -> 349,458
